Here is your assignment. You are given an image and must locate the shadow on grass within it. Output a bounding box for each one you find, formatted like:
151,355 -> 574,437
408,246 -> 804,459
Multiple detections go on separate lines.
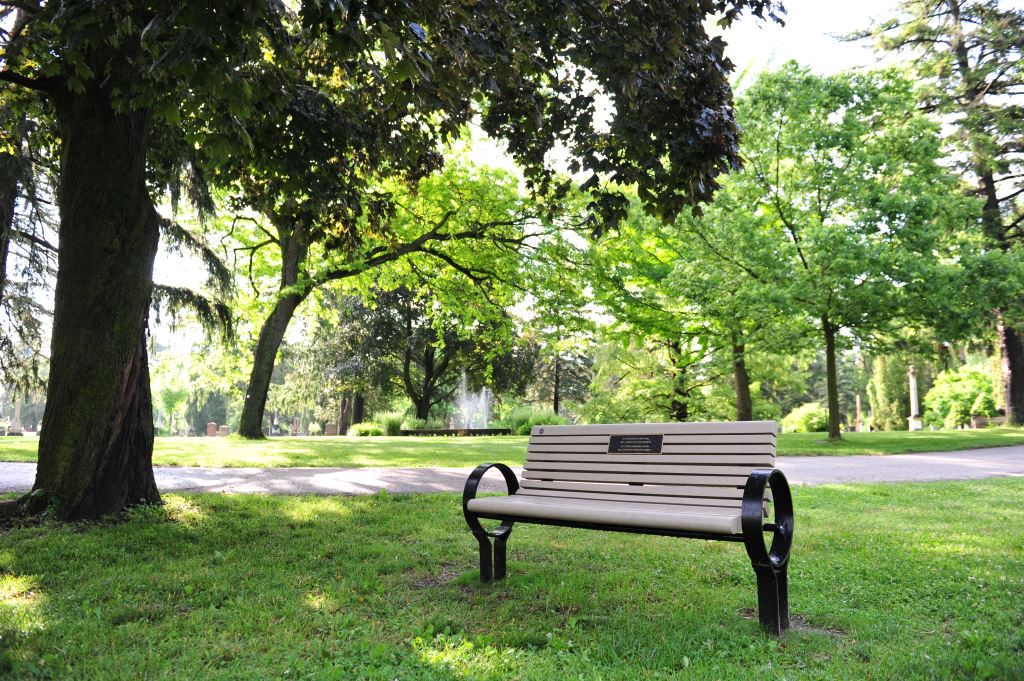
1,480 -> 1022,679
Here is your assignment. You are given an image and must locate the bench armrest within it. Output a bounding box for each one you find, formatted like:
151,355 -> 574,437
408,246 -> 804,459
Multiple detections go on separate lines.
741,468 -> 794,569
463,463 -> 519,538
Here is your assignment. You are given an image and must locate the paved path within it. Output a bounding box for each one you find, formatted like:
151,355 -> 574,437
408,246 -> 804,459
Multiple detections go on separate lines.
2,447 -> 1023,496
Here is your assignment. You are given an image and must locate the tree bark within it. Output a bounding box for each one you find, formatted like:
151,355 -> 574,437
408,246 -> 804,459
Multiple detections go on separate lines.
353,393 -> 365,424
337,393 -> 351,434
732,340 -> 753,421
415,345 -> 436,420
998,316 -> 1024,425
667,340 -> 689,422
33,85 -> 161,519
822,316 -> 842,440
0,151 -> 18,303
238,225 -> 309,438
553,353 -> 561,415
238,291 -> 305,437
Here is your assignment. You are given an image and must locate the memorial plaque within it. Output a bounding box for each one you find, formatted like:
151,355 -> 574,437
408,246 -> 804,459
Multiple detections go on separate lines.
608,434 -> 663,454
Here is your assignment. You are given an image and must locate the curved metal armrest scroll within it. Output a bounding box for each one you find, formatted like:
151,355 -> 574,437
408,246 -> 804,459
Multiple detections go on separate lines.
463,463 -> 519,538
741,468 -> 794,568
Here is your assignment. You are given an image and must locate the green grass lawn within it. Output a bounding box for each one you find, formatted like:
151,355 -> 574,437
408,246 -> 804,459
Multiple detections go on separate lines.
1,479 -> 1021,679
3,428 -> 1024,468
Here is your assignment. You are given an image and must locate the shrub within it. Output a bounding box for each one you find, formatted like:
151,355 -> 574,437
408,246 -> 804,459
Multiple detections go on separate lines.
348,422 -> 383,437
401,417 -> 445,431
923,364 -> 996,428
970,390 -> 997,419
782,402 -> 828,433
402,417 -> 428,431
307,422 -> 322,436
373,411 -> 404,436
501,405 -> 570,435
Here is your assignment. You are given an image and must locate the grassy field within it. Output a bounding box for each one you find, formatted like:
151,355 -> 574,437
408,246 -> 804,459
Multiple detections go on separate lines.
1,479 -> 1021,679
2,428 -> 1024,468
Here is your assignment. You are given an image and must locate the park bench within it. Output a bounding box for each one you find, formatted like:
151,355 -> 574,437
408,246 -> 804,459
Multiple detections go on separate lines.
462,420 -> 794,635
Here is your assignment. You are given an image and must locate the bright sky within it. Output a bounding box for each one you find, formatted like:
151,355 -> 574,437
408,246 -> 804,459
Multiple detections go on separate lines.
723,0 -> 903,81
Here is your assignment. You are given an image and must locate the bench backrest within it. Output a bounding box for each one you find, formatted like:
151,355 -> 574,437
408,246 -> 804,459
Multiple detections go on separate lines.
519,421 -> 777,510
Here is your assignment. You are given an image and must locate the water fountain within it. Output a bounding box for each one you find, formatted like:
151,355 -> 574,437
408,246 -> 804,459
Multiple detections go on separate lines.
454,373 -> 492,430
401,371 -> 511,436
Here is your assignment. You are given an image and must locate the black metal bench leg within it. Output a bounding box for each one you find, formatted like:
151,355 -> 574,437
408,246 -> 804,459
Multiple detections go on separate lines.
775,564 -> 789,631
476,533 -> 493,583
753,563 -> 782,636
494,533 -> 509,581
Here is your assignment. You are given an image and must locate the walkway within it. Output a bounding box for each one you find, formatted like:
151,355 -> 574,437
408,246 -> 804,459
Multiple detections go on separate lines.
2,446 -> 1022,496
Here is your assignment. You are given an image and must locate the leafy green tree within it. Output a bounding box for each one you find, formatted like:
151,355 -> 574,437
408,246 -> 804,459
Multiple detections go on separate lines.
0,1 -> 294,518
781,402 -> 828,433
682,64 -> 976,439
578,340 -> 681,424
858,2 -> 1024,422
0,0 -> 779,517
924,362 -> 996,428
0,82 -> 55,394
586,203 -> 720,422
524,227 -> 594,415
587,195 -> 809,422
230,160 -> 533,435
867,355 -> 910,431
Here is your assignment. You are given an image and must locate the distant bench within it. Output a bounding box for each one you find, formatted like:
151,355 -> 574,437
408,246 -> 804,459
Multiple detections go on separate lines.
462,420 -> 794,635
970,415 -> 1006,429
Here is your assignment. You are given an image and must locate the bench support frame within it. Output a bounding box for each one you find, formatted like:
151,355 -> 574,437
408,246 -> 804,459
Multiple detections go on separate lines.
463,463 -> 794,636
462,463 -> 520,582
741,468 -> 793,635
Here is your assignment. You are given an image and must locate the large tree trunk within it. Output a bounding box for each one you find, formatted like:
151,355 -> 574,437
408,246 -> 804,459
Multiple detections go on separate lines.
353,393 -> 365,424
337,393 -> 352,435
0,150 -> 18,302
999,315 -> 1024,425
732,340 -> 753,421
822,316 -> 842,441
553,353 -> 561,415
238,291 -> 305,437
33,86 -> 161,519
667,341 -> 689,422
238,225 -> 309,438
414,396 -> 431,420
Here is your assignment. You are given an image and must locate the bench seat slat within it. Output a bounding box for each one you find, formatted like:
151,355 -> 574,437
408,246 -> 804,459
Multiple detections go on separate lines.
526,453 -> 774,465
466,494 -> 742,534
522,470 -> 750,486
531,421 -> 777,437
517,489 -> 772,518
529,433 -> 776,445
518,487 -> 742,508
527,443 -> 776,455
524,462 -> 761,476
519,478 -> 773,502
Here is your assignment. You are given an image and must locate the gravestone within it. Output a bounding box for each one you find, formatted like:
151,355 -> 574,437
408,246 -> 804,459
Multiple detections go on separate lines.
908,365 -> 923,431
325,423 -> 338,436
218,425 -> 229,437
207,422 -> 217,437
7,398 -> 23,436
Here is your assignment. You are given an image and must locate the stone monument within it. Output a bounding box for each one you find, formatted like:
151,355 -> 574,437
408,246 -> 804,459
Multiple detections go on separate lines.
6,398 -> 23,436
908,365 -> 923,431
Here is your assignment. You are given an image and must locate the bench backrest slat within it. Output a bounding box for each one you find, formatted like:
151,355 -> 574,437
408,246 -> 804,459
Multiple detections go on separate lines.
520,421 -> 777,509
